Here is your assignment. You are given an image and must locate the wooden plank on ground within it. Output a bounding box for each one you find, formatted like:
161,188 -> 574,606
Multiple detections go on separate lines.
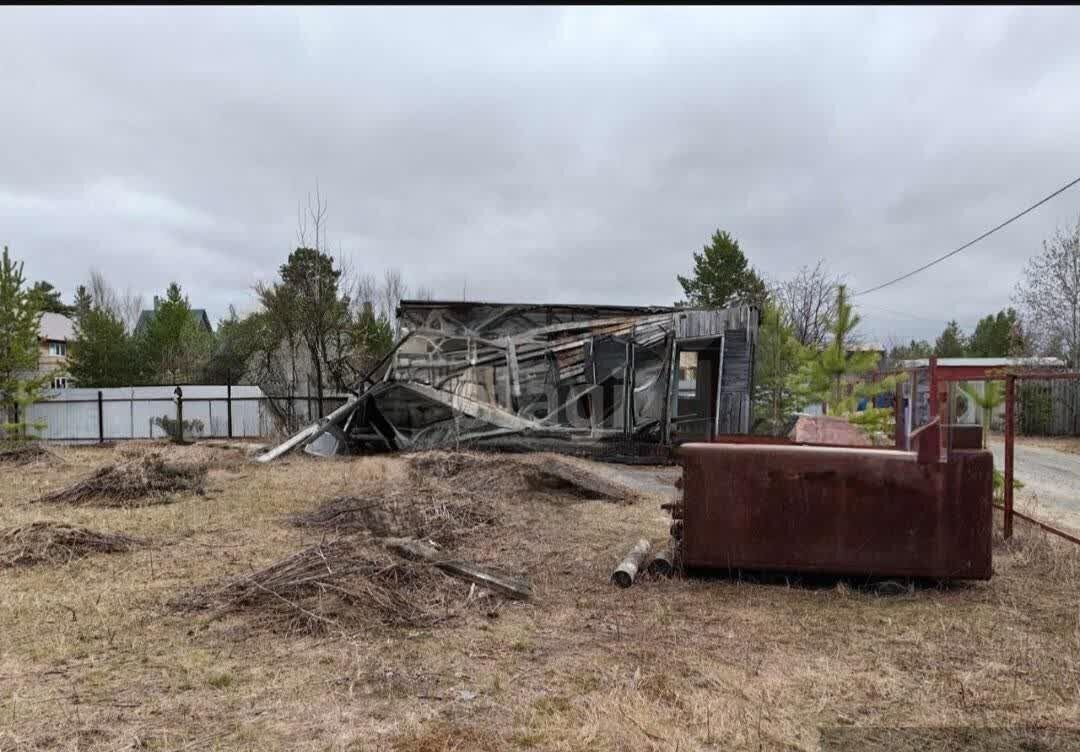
385,538 -> 532,601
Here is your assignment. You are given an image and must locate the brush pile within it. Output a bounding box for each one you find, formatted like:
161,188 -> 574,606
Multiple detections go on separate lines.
0,442 -> 63,467
290,485 -> 497,545
294,450 -> 630,550
34,453 -> 207,507
187,450 -> 625,635
181,538 -> 448,634
408,450 -> 635,501
0,522 -> 142,568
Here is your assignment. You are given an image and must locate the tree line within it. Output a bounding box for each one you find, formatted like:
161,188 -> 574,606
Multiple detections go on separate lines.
0,191 -> 430,436
4,192 -> 1080,441
885,308 -> 1024,363
675,214 -> 1080,436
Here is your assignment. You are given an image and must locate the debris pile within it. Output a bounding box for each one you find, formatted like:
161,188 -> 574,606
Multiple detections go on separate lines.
34,453 -> 207,507
186,450 -> 638,635
258,300 -> 760,461
0,522 -> 142,568
408,450 -> 637,502
290,490 -> 496,546
0,442 -> 63,467
179,539 -> 447,634
292,451 -> 632,544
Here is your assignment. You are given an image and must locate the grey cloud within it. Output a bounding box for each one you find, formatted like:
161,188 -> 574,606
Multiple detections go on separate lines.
1,6 -> 1078,340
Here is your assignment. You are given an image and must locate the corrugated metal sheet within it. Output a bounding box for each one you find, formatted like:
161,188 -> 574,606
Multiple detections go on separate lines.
674,307 -> 758,343
898,357 -> 1067,368
25,385 -> 273,441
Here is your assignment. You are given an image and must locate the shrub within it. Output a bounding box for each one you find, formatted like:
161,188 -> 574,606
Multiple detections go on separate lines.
152,414 -> 205,442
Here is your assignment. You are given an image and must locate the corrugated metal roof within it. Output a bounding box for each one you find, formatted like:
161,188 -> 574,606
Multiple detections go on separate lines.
897,357 -> 1067,368
39,312 -> 75,341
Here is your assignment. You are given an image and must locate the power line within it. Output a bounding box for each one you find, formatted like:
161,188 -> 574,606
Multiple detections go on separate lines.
853,176 -> 1080,297
856,301 -> 958,326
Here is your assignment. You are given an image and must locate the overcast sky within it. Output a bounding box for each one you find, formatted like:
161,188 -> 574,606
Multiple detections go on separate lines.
2,6 -> 1078,344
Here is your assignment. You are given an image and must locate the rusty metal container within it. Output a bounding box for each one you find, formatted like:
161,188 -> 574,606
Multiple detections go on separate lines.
679,442 -> 992,579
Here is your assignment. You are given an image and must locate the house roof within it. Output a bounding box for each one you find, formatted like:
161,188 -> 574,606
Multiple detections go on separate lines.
135,308 -> 213,334
897,356 -> 1067,369
39,312 -> 75,341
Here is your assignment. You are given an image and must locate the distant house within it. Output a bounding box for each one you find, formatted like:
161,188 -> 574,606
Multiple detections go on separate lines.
135,296 -> 213,335
848,342 -> 886,360
38,312 -> 75,389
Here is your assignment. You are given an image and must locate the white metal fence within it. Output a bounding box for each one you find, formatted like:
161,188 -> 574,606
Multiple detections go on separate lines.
24,385 -> 277,442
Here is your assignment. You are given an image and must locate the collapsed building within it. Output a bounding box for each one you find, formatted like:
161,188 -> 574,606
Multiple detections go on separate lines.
260,300 -> 759,462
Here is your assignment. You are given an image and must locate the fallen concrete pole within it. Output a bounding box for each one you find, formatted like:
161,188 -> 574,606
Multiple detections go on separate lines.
255,397 -> 360,464
611,538 -> 651,588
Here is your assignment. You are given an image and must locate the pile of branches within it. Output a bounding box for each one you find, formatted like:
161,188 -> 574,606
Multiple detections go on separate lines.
180,538 -> 446,634
35,453 -> 207,507
409,450 -> 633,502
294,451 -> 629,547
1,522 -> 142,568
290,484 -> 497,546
0,442 -> 63,467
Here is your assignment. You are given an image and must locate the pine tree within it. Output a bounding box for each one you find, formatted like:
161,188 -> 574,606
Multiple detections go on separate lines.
69,305 -> 137,387
752,302 -> 806,435
967,309 -> 1024,357
29,281 -> 72,316
0,246 -> 48,438
794,285 -> 904,440
139,282 -> 213,383
72,285 -> 93,323
934,320 -> 967,357
677,230 -> 768,308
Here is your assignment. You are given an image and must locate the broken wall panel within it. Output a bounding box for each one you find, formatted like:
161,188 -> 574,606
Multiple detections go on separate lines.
264,300 -> 759,461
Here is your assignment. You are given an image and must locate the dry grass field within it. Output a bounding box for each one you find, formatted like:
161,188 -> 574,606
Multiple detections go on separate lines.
1,441 -> 1079,751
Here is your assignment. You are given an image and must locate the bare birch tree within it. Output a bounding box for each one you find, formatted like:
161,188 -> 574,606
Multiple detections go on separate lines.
380,269 -> 407,321
776,261 -> 840,348
87,269 -> 143,333
1014,215 -> 1080,366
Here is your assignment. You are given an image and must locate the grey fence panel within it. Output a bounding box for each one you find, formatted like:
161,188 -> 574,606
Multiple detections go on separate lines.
25,401 -> 97,441
23,385 -> 347,442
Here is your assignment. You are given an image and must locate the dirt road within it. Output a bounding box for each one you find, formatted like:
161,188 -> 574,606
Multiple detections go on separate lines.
990,438 -> 1080,532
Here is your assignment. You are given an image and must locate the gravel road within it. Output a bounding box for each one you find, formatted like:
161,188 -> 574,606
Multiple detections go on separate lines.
989,438 -> 1080,532
595,463 -> 681,502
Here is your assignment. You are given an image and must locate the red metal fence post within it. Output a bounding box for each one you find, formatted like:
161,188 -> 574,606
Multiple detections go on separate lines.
928,356 -> 942,458
1004,374 -> 1015,540
894,379 -> 903,449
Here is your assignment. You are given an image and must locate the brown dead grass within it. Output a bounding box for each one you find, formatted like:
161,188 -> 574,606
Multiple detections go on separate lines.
392,720 -> 503,752
0,442 -> 1078,751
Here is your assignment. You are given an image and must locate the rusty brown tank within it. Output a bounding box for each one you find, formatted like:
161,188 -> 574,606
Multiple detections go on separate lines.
678,441 -> 993,580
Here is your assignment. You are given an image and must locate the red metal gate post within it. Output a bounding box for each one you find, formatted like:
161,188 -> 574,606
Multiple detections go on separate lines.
1004,374 -> 1015,540
928,356 -> 942,458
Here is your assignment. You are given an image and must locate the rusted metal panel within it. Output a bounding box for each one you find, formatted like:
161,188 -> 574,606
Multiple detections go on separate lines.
679,442 -> 993,579
945,424 -> 983,450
